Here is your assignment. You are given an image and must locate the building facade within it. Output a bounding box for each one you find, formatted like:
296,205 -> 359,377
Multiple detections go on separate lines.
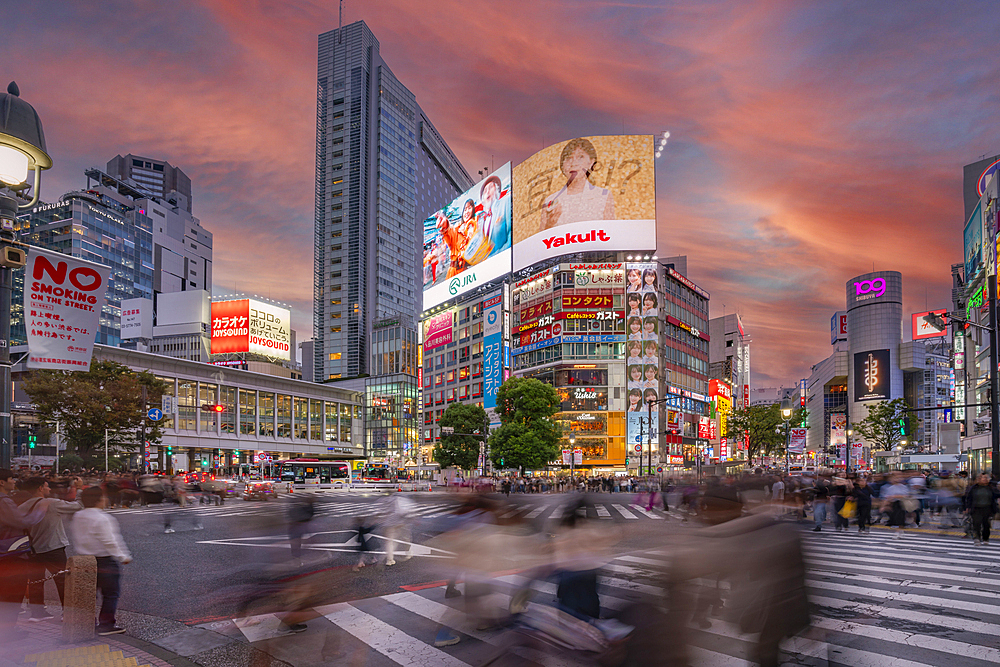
106,154 -> 193,213
10,344 -> 364,471
708,312 -> 750,410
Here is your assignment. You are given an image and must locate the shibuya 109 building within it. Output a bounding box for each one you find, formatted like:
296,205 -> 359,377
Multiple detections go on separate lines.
419,135 -> 715,474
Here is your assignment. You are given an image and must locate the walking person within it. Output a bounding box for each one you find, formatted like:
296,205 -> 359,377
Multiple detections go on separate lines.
831,474 -> 850,532
880,473 -> 911,539
811,476 -> 830,532
0,470 -> 47,641
851,477 -> 874,534
69,486 -> 132,635
18,477 -> 82,621
964,473 -> 998,545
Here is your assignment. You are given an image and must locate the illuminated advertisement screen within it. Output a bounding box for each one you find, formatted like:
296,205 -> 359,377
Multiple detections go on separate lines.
964,202 -> 983,283
211,299 -> 291,360
512,135 -> 655,271
423,310 -> 454,352
853,349 -> 890,402
422,163 -> 513,310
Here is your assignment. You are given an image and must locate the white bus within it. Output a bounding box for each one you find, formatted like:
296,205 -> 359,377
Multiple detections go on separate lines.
278,458 -> 352,490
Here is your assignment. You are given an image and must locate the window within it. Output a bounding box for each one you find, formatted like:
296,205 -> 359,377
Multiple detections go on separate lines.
260,391 -> 274,438
330,326 -> 341,332
329,352 -> 342,360
178,381 -> 196,431
277,394 -> 292,437
240,389 -> 257,436
294,398 -> 308,439
199,382 -> 217,433
310,399 -> 323,440
326,403 -> 339,441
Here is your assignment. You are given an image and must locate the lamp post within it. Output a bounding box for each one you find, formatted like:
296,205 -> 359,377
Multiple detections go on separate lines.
846,428 -> 853,472
569,433 -> 575,480
0,82 -> 52,470
780,398 -> 793,475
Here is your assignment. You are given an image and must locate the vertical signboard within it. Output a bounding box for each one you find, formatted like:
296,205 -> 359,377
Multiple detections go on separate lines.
964,202 -> 984,284
830,413 -> 846,459
626,261 -> 660,447
120,297 -> 153,340
830,311 -> 848,345
483,293 -> 503,411
788,428 -> 807,454
25,247 -> 111,371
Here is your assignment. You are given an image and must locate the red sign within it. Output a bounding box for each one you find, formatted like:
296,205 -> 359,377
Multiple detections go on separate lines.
912,309 -> 948,340
517,321 -> 562,347
519,300 -> 553,324
562,294 -> 614,309
211,299 -> 250,354
709,379 -> 732,400
743,385 -> 749,408
698,417 -> 711,439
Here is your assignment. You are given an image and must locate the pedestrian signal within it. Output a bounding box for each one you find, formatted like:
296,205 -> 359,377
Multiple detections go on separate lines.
28,434 -> 36,449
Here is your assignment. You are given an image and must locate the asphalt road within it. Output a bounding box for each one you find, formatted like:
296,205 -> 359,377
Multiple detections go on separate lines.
110,490 -> 672,624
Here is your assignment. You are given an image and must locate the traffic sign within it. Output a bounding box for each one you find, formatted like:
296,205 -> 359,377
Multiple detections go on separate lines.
634,444 -> 642,453
147,408 -> 163,421
656,466 -> 663,473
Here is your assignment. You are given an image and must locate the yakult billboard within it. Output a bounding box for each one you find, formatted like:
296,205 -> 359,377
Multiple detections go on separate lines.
512,135 -> 656,271
210,298 -> 291,360
25,247 -> 111,371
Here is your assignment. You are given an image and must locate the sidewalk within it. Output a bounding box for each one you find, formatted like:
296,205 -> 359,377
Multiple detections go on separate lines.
3,609 -> 289,667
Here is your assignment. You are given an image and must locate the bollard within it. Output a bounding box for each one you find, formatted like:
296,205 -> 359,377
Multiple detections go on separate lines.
63,555 -> 97,642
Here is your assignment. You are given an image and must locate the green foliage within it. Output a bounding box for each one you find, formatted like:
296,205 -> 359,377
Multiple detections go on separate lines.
725,404 -> 808,461
433,403 -> 488,471
488,377 -> 561,472
23,360 -> 167,460
853,398 -> 913,452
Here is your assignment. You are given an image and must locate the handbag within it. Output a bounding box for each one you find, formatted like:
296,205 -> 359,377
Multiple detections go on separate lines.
839,499 -> 856,519
902,498 -> 919,513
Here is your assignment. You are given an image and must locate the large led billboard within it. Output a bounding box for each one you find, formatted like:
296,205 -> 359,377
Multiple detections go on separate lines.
964,202 -> 983,283
853,349 -> 890,402
512,135 -> 655,271
211,298 -> 291,360
422,163 -> 513,310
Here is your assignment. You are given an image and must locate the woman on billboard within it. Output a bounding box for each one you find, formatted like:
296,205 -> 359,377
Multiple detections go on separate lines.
538,138 -> 615,231
627,388 -> 644,412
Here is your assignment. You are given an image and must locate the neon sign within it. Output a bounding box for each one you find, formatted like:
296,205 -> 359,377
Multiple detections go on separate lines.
854,278 -> 886,300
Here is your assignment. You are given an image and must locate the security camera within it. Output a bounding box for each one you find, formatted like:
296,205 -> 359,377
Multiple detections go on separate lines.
0,246 -> 26,269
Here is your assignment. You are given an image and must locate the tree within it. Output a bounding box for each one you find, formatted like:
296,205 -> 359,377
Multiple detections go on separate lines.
725,404 -> 808,462
488,377 -> 561,472
853,398 -> 913,452
433,403 -> 488,471
23,360 -> 167,466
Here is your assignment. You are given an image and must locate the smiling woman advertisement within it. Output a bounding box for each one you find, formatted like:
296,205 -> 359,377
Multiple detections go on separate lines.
422,163 -> 513,310
512,135 -> 655,271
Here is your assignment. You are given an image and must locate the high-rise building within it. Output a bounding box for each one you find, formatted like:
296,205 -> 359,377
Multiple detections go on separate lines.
314,20 -> 472,463
96,162 -> 211,294
14,164 -> 213,346
106,154 -> 193,213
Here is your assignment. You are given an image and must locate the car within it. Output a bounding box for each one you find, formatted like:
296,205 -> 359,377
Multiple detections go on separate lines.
243,481 -> 277,501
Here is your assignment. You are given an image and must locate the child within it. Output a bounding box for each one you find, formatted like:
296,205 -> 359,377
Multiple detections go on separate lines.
69,486 -> 132,635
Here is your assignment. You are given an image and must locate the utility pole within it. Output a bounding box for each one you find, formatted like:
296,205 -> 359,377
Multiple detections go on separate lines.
141,384 -> 147,474
990,275 -> 999,478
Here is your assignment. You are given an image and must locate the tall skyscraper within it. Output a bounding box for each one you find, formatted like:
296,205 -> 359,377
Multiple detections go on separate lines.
313,21 -> 472,463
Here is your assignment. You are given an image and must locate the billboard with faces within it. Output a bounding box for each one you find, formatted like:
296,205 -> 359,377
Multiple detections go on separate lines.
626,262 -> 662,446
422,163 -> 513,310
512,135 -> 656,271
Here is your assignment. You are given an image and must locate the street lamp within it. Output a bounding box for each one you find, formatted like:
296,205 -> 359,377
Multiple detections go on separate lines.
780,398 -> 793,474
569,433 -> 575,479
0,82 -> 52,470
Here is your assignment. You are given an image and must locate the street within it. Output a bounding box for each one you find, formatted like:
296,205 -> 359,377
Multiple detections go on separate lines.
58,492 -> 1000,666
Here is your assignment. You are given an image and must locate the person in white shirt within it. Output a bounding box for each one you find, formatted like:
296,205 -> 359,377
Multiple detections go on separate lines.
771,477 -> 785,502
18,477 -> 81,621
539,138 -> 614,231
69,486 -> 132,635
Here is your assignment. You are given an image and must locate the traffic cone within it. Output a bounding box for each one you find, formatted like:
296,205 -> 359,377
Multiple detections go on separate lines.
397,484 -> 402,492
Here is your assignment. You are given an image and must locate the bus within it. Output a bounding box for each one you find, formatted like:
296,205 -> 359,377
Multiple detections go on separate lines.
360,463 -> 393,483
278,459 -> 352,489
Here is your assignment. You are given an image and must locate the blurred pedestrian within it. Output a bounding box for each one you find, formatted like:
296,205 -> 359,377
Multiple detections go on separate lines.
287,494 -> 316,560
852,477 -> 874,534
69,486 -> 132,635
881,473 -> 911,538
811,475 -> 829,531
0,469 -> 47,641
18,477 -> 82,620
964,473 -> 998,545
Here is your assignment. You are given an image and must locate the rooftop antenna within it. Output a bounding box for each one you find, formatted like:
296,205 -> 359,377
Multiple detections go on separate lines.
339,0 -> 344,43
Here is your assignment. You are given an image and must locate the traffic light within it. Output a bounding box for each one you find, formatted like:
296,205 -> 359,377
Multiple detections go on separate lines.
625,457 -> 630,465
897,416 -> 907,436
201,404 -> 226,413
167,446 -> 172,455
28,435 -> 36,449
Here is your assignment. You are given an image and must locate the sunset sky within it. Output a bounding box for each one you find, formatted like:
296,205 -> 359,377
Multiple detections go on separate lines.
7,1 -> 997,386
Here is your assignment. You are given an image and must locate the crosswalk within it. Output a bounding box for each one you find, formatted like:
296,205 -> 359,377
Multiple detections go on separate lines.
108,498 -> 677,522
194,527 -> 1000,666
